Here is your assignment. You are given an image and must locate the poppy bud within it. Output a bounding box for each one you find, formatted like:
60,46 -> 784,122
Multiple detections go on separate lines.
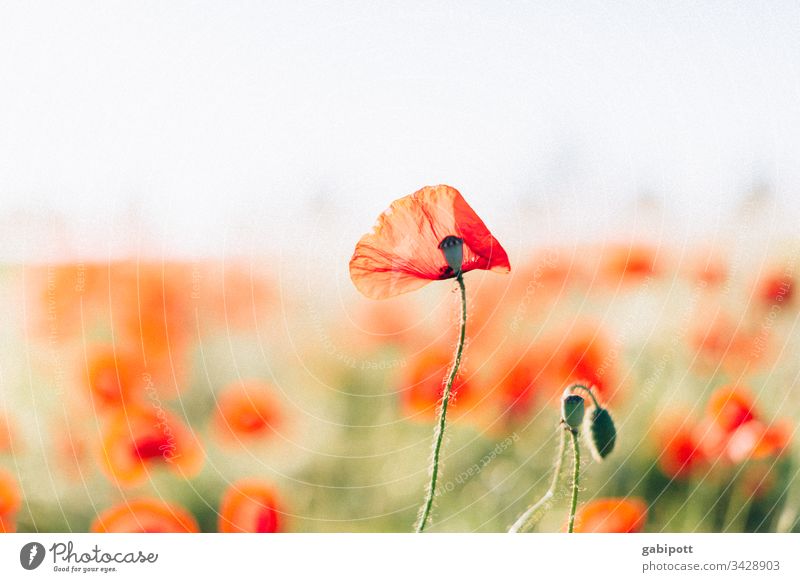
438,235 -> 464,275
585,407 -> 616,461
561,392 -> 585,431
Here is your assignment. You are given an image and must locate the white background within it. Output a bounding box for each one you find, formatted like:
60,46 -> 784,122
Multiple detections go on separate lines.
1,1 -> 799,261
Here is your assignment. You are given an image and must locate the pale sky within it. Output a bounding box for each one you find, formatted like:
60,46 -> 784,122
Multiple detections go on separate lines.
1,1 -> 799,261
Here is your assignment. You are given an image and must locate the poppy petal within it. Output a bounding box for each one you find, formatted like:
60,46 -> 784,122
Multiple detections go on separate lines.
350,185 -> 510,299
572,497 -> 648,533
212,380 -> 282,445
218,479 -> 282,533
0,469 -> 21,522
92,499 -> 199,533
99,407 -> 204,487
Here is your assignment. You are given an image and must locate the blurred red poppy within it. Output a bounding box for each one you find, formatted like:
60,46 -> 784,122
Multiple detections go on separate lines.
353,296 -> 421,348
546,327 -> 619,402
213,380 -> 281,445
0,410 -> 19,454
756,270 -> 794,308
685,250 -> 728,287
726,419 -> 791,463
602,244 -> 661,284
699,384 -> 791,467
401,346 -> 474,417
30,263 -> 107,340
488,347 -> 546,420
349,185 -> 510,299
527,248 -> 586,292
92,499 -> 199,533
706,385 -> 756,433
0,516 -> 13,534
83,346 -> 143,409
691,314 -> 767,376
0,469 -> 21,533
112,263 -> 193,351
571,497 -> 648,533
218,479 -> 282,533
656,417 -> 707,479
99,406 -> 204,487
108,263 -> 195,399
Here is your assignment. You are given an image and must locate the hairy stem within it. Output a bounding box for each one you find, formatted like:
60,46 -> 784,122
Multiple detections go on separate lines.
567,429 -> 581,533
508,428 -> 568,533
569,383 -> 601,409
416,273 -> 467,533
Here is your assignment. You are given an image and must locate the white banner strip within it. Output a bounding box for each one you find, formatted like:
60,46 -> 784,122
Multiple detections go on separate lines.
1,533 -> 797,581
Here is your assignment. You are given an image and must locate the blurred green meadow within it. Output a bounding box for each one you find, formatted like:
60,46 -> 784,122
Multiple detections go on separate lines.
1,238 -> 799,532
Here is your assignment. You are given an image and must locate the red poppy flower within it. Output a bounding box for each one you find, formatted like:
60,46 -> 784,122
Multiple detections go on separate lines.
83,346 -> 143,409
726,419 -> 791,463
99,406 -> 204,487
212,380 -> 282,445
756,270 -> 794,307
488,347 -> 545,420
546,327 -> 619,402
349,185 -> 510,299
91,499 -> 199,533
526,248 -> 586,291
656,416 -> 707,479
401,345 -> 474,418
0,469 -> 21,533
218,479 -> 282,533
30,263 -> 107,341
690,314 -> 766,376
706,385 -> 756,434
601,244 -> 662,284
111,263 -> 193,351
108,262 -> 195,398
571,498 -> 648,533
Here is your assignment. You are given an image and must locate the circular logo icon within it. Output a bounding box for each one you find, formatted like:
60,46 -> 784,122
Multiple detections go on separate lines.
20,542 -> 46,570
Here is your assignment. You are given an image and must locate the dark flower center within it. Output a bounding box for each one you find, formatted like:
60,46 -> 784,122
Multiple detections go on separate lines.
132,434 -> 172,462
438,236 -> 464,276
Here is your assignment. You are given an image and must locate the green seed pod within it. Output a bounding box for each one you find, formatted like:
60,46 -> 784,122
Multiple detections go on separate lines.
561,392 -> 585,431
585,407 -> 616,461
438,235 -> 464,275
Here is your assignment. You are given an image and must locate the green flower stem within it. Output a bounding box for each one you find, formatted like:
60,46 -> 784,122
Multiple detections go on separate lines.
722,473 -> 753,533
569,383 -> 601,409
416,273 -> 467,533
508,428 -> 568,533
567,429 -> 581,533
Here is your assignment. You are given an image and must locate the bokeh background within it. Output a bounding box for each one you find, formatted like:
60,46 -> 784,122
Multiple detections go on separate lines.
1,1 -> 800,532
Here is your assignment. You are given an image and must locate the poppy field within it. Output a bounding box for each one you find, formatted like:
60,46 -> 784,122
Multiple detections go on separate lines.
0,184 -> 797,534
